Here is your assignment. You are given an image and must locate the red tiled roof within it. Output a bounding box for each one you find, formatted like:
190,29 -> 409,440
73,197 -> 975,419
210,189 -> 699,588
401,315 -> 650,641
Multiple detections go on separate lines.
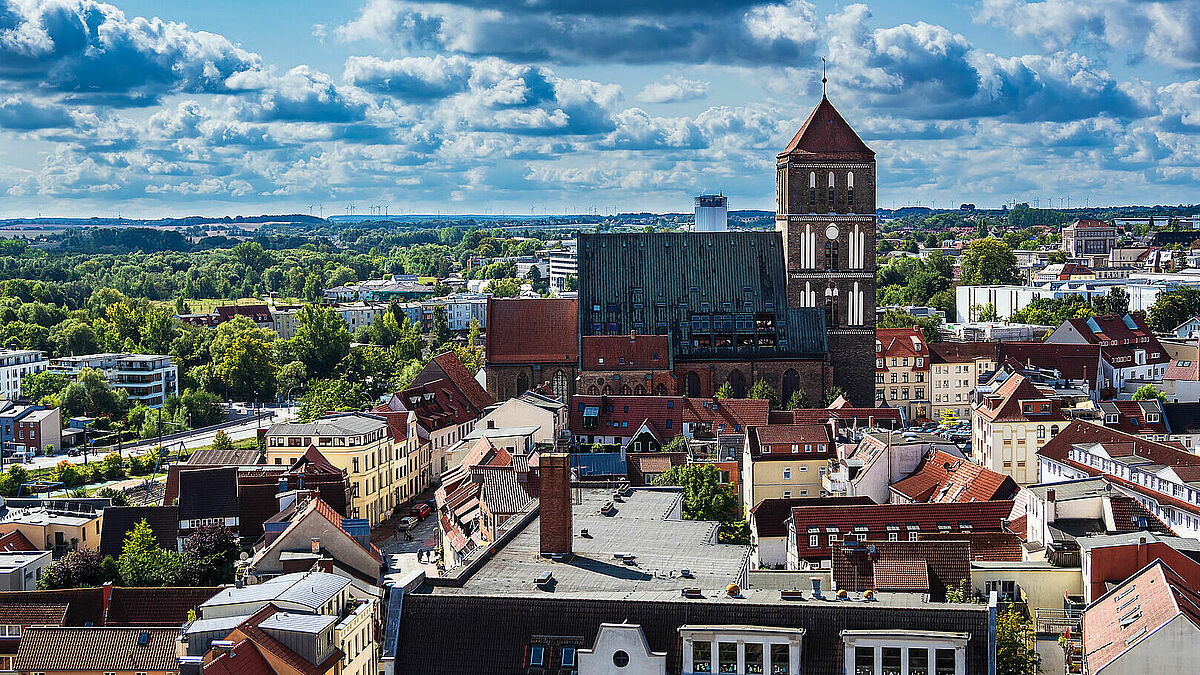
231,605 -> 344,675
917,532 -> 1025,562
996,342 -> 1104,385
792,500 -> 1015,559
1062,314 -> 1154,345
1037,420 -> 1200,472
0,602 -> 67,626
216,304 -> 272,323
580,334 -> 670,370
873,559 -> 930,591
1165,358 -> 1200,382
1083,560 -> 1200,674
889,450 -> 1017,503
104,586 -> 222,626
929,341 -> 996,364
13,627 -> 180,671
1108,495 -> 1172,534
778,96 -> 874,159
831,540 -> 969,597
748,425 -> 834,461
749,496 -> 875,538
1100,400 -> 1170,435
204,638 -> 276,675
1005,514 -> 1027,540
975,373 -> 1067,423
876,327 -> 929,361
485,298 -> 578,364
429,351 -> 494,411
567,395 -> 768,437
371,405 -> 409,442
0,530 -> 37,552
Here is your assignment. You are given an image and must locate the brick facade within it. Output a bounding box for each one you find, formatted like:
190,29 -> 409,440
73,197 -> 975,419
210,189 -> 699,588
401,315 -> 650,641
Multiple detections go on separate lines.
672,359 -> 829,401
486,364 -> 577,403
777,97 -> 877,406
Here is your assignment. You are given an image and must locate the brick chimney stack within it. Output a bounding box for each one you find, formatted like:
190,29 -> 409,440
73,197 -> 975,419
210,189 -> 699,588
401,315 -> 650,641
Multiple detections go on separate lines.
540,453 -> 573,556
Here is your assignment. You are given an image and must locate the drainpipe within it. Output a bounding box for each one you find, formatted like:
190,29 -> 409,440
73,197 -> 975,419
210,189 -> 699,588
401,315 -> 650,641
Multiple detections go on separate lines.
988,590 -> 998,675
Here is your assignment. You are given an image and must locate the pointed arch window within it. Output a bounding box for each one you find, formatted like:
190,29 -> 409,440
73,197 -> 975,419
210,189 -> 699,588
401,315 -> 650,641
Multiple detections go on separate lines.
827,171 -> 835,210
847,171 -> 855,211
809,171 -> 816,208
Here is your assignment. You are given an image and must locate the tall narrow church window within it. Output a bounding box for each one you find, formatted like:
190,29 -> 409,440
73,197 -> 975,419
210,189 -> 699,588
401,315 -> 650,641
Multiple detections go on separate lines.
847,171 -> 855,211
827,171 -> 835,211
809,172 -> 816,208
825,296 -> 834,327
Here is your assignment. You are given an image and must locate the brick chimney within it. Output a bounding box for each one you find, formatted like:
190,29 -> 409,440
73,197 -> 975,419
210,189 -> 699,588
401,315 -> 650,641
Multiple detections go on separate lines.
539,453 -> 573,556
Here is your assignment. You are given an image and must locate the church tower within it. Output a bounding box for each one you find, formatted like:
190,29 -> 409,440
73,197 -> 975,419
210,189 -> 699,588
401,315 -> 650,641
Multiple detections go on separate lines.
776,94 -> 876,405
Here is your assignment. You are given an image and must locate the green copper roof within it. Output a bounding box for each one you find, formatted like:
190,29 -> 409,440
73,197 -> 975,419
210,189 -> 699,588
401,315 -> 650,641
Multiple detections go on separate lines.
577,231 -> 826,360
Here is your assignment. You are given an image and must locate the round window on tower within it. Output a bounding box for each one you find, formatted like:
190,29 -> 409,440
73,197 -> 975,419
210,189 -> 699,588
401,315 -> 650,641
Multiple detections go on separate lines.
613,650 -> 630,667
826,224 -> 839,240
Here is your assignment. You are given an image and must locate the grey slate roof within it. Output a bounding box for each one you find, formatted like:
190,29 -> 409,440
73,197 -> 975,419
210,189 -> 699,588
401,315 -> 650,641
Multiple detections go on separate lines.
178,466 -> 239,521
99,506 -> 179,558
258,611 -> 336,634
201,571 -> 350,612
577,232 -> 827,360
393,594 -> 991,675
187,445 -> 261,466
267,412 -> 388,437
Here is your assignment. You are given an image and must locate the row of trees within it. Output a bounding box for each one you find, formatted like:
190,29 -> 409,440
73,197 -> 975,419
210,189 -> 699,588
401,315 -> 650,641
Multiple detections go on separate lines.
40,521 -> 239,589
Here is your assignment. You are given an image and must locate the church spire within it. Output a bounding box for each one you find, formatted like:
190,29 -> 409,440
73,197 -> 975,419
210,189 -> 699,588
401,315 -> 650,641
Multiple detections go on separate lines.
821,57 -> 827,99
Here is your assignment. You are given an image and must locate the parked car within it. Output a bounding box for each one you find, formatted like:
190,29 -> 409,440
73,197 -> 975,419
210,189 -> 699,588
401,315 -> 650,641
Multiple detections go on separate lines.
410,503 -> 432,519
398,516 -> 419,530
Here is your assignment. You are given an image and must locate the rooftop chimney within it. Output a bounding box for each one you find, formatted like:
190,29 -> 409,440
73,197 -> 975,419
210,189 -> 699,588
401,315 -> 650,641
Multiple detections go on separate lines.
539,453 -> 572,557
1045,488 -> 1056,524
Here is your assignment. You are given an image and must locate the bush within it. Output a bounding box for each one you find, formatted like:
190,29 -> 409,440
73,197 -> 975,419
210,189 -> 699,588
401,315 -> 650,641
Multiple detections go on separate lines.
98,487 -> 129,507
102,452 -> 125,480
55,460 -> 82,488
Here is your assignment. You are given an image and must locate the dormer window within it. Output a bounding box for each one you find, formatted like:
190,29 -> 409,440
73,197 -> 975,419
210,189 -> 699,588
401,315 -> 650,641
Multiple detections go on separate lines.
529,645 -> 546,666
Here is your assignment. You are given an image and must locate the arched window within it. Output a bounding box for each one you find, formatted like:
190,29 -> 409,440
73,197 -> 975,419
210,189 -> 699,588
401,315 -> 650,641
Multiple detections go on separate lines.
827,240 -> 838,270
634,385 -> 645,395
686,371 -> 701,397
825,296 -> 834,327
621,385 -> 632,395
515,372 -> 529,395
782,369 -> 801,404
1051,425 -> 1060,436
588,385 -> 599,395
847,171 -> 855,211
654,383 -> 668,396
602,385 -> 613,395
1037,425 -> 1046,439
827,171 -> 835,210
552,370 -> 568,402
728,370 -> 747,398
809,171 -> 816,208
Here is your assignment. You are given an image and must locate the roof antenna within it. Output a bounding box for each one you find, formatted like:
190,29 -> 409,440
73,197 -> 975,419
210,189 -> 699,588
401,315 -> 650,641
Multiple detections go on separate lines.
821,57 -> 828,99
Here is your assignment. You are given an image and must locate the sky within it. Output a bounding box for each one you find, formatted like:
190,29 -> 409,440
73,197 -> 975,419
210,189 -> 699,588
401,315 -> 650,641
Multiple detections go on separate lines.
1,0 -> 1199,218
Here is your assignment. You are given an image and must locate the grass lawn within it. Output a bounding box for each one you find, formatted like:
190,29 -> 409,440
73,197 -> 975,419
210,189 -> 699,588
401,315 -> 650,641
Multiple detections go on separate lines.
152,297 -> 307,314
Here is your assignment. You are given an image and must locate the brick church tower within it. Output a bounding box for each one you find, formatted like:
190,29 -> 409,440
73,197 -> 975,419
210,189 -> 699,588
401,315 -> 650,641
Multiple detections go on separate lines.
776,94 -> 877,405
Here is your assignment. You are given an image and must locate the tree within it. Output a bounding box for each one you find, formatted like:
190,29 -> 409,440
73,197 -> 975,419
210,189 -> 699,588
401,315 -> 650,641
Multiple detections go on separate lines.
996,609 -> 1041,675
182,524 -> 240,585
1132,384 -> 1167,402
786,390 -> 812,410
39,549 -> 109,589
488,278 -> 522,298
117,519 -> 179,586
47,318 -> 98,356
211,430 -> 234,454
945,578 -> 972,603
959,238 -> 1021,285
1101,287 -> 1130,317
292,305 -> 351,378
972,303 -> 1000,322
877,310 -> 942,344
20,370 -> 70,404
1148,287 -> 1200,332
823,385 -> 848,406
467,317 -> 481,349
651,464 -> 737,523
1047,250 -> 1067,264
215,332 -> 278,400
298,379 -> 367,422
139,305 -> 178,354
98,487 -> 129,506
714,382 -> 734,399
61,368 -> 129,418
430,306 -> 452,347
748,380 -> 780,409
178,389 -> 225,428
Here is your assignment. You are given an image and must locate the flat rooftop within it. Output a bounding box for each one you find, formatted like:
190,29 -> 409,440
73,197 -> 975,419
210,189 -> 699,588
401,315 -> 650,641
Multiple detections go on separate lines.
438,487 -> 748,601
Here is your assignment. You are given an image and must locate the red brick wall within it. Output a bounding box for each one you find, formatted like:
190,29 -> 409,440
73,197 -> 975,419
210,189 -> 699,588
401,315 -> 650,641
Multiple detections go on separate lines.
1087,541 -> 1200,601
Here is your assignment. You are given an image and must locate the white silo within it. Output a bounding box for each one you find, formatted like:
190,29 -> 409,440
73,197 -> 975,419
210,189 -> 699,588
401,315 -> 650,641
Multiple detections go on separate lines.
693,194 -> 728,232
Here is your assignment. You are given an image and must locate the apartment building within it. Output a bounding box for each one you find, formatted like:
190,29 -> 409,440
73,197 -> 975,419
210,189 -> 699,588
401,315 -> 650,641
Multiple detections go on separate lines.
0,350 -> 47,402
548,245 -> 578,295
265,412 -> 396,526
875,327 -> 931,421
929,342 -> 996,420
1062,219 -> 1117,256
48,353 -> 178,408
742,424 -> 834,515
972,372 -> 1067,484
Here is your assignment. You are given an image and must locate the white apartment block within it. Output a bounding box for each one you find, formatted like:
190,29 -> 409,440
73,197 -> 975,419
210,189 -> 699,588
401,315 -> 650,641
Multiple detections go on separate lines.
548,246 -> 578,295
49,353 -> 178,408
0,350 -> 47,401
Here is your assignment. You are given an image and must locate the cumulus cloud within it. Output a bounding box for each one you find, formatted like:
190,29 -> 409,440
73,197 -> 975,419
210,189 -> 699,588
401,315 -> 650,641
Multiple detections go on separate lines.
232,66 -> 370,123
0,0 -> 261,102
337,0 -> 821,65
978,0 -> 1200,71
0,96 -> 73,129
637,76 -> 710,104
826,4 -> 1146,122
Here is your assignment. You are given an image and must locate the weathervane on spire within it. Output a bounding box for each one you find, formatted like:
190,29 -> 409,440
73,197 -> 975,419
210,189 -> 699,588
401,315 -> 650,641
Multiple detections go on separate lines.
821,57 -> 828,99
